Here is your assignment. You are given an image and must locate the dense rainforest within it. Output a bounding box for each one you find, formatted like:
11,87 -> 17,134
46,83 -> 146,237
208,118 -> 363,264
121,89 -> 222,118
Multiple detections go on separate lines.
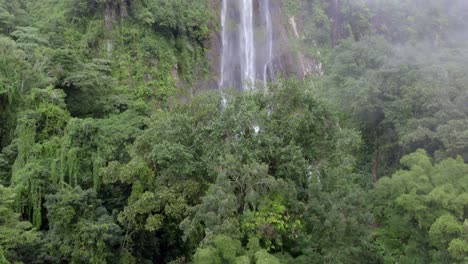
0,0 -> 467,263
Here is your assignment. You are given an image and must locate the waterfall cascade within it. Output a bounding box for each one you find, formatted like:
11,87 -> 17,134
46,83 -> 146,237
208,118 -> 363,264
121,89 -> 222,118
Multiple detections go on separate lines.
241,0 -> 255,88
219,0 -> 275,90
263,0 -> 274,86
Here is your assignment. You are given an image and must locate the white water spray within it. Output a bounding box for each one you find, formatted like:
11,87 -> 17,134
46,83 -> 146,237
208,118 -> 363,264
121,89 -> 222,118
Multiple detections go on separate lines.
263,0 -> 274,86
219,0 -> 274,90
241,0 -> 255,89
219,0 -> 228,88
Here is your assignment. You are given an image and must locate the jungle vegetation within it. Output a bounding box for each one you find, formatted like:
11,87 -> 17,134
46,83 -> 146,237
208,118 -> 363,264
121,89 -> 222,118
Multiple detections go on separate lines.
0,0 -> 467,263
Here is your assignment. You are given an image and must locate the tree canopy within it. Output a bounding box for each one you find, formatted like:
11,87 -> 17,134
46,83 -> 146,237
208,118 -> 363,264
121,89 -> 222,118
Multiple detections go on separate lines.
0,0 -> 466,263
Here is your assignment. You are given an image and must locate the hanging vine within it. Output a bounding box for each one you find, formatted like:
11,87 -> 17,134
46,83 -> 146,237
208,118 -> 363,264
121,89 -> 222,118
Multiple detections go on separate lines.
11,115 -> 43,228
9,93 -> 71,228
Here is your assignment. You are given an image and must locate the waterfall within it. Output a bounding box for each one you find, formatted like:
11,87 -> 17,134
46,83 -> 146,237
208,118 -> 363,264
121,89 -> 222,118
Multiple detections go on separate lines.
263,0 -> 274,86
241,0 -> 255,89
219,0 -> 274,90
219,0 -> 227,88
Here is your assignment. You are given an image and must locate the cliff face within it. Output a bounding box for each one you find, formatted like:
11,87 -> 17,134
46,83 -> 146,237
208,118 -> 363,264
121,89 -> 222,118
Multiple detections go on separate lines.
205,0 -> 324,91
97,0 -> 371,94
95,0 -> 467,96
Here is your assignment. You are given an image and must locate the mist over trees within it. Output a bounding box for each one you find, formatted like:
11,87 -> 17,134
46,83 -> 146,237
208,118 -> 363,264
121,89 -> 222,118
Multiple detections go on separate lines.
0,0 -> 467,263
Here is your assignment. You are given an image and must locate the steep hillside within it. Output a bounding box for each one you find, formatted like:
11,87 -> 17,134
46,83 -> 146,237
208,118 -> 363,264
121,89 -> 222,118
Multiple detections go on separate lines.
0,1 -> 467,263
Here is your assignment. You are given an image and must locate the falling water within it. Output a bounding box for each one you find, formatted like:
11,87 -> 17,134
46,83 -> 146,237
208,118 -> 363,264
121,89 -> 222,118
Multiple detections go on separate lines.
262,0 -> 274,86
219,0 -> 274,90
219,0 -> 228,88
241,0 -> 255,89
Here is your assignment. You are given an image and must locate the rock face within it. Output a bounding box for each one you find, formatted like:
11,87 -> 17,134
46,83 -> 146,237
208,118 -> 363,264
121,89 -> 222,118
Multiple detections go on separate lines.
288,16 -> 324,78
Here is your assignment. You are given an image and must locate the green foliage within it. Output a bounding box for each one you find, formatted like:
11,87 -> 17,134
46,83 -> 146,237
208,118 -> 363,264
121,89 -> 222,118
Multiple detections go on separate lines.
176,82 -> 377,263
322,35 -> 468,177
373,149 -> 468,263
134,0 -> 209,41
9,87 -> 69,228
448,237 -> 468,262
0,0 -> 27,34
289,0 -> 468,50
0,185 -> 38,263
52,57 -> 115,117
0,0 -> 467,263
242,197 -> 302,251
112,21 -> 207,104
283,0 -> 371,55
193,235 -> 281,264
193,235 -> 242,263
58,107 -> 145,189
0,36 -> 37,146
44,187 -> 122,263
368,0 -> 468,43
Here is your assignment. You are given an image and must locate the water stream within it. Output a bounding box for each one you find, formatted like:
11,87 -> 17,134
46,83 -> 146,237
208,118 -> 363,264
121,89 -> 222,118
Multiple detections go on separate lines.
241,0 -> 255,89
219,0 -> 275,90
262,0 -> 274,86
